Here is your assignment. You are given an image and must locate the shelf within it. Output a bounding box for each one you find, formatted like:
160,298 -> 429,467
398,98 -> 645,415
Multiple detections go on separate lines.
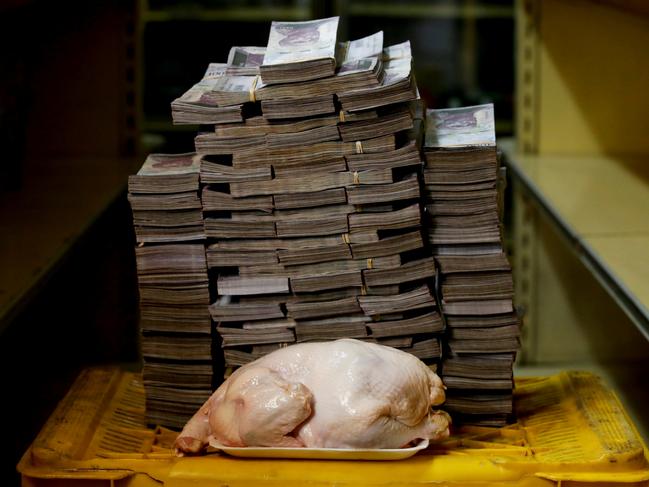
142,2 -> 515,22
501,141 -> 649,237
141,6 -> 311,22
581,235 -> 649,332
501,138 -> 649,341
516,0 -> 649,155
346,3 -> 513,19
0,157 -> 139,331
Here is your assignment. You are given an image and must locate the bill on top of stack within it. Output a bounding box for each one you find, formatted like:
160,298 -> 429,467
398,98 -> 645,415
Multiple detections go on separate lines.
255,31 -> 384,100
424,104 -> 496,148
260,17 -> 340,84
171,64 -> 245,125
337,41 -> 416,112
226,46 -> 266,75
128,153 -> 201,193
128,153 -> 205,243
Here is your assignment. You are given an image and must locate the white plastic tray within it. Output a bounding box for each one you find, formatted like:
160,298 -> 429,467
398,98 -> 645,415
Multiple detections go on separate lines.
208,438 -> 430,460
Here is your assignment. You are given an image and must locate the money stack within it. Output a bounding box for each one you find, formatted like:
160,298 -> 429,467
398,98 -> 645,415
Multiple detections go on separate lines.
128,153 -> 213,428
422,104 -> 520,426
178,17 -> 442,369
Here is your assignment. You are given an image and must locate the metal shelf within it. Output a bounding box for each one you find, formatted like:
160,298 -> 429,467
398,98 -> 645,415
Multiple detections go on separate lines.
345,2 -> 514,19
345,3 -> 513,19
141,6 -> 311,22
501,138 -> 649,343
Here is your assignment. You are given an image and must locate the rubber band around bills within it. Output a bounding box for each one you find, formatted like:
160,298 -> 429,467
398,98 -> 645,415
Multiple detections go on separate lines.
249,76 -> 259,102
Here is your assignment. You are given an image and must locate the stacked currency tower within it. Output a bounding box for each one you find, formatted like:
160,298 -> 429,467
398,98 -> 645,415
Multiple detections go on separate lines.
127,154 -> 213,428
128,17 -> 520,429
185,18 -> 442,369
423,105 -> 520,426
129,17 -> 443,427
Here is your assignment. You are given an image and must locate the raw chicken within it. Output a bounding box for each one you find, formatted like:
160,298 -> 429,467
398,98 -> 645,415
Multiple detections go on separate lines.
175,339 -> 450,453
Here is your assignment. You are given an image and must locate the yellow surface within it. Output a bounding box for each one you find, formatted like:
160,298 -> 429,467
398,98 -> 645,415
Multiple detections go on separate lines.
536,0 -> 649,155
17,367 -> 649,486
516,363 -> 649,445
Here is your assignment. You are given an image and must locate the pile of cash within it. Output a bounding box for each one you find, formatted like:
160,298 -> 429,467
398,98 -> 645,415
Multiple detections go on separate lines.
181,17 -> 442,368
127,154 -> 212,428
422,104 -> 520,427
128,17 -> 521,430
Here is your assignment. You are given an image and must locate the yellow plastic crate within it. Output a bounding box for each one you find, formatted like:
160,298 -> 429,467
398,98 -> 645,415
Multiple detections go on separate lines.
18,367 -> 649,486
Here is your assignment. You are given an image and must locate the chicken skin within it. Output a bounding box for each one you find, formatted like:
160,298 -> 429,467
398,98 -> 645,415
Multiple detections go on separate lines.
175,339 -> 450,453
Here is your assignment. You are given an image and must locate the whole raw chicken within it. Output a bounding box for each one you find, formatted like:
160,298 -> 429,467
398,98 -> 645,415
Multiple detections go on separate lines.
175,339 -> 450,453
